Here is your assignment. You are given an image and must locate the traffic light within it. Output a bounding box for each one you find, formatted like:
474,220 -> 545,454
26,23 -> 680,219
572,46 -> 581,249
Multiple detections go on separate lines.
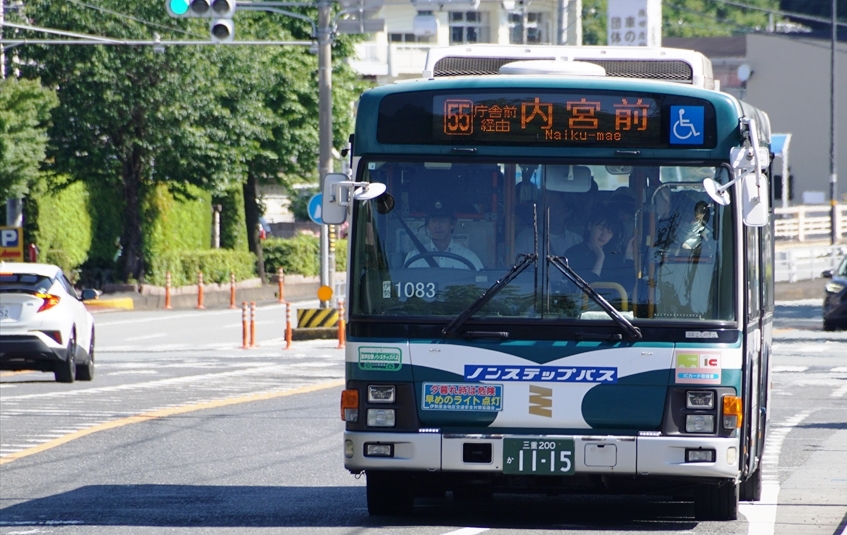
210,19 -> 234,42
166,0 -> 235,42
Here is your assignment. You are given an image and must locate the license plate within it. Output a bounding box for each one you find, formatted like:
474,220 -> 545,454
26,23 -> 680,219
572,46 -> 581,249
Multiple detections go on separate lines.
503,438 -> 575,475
0,306 -> 12,319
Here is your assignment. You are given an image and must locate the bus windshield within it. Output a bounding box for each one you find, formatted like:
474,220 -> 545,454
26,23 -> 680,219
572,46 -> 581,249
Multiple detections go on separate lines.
350,160 -> 735,324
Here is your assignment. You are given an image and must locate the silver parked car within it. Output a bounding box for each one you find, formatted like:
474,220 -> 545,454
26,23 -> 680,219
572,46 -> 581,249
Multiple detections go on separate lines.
0,262 -> 97,382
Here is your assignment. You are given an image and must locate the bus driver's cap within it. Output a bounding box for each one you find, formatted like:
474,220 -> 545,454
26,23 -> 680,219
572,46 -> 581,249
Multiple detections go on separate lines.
426,201 -> 455,221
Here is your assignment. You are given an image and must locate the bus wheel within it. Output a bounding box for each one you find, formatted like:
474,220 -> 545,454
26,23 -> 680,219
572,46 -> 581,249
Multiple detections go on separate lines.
740,466 -> 763,502
694,480 -> 738,521
366,471 -> 413,516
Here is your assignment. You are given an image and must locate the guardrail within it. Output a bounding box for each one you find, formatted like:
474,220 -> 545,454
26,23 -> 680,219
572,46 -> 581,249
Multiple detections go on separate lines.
775,244 -> 846,283
774,204 -> 847,242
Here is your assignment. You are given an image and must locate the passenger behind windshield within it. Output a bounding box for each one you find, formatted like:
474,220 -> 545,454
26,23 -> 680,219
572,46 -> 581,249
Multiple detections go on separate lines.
515,193 -> 582,258
564,213 -> 635,293
404,201 -> 484,270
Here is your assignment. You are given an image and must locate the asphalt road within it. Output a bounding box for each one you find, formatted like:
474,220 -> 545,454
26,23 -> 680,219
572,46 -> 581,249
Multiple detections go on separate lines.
0,299 -> 845,534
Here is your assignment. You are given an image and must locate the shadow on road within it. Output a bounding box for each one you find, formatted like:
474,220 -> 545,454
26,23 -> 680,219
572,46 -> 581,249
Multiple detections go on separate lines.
0,485 -> 704,530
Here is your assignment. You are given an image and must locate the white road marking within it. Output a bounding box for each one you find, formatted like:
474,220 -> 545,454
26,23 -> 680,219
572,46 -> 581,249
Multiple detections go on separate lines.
832,384 -> 847,398
441,529 -> 489,535
740,411 -> 811,535
123,333 -> 167,341
772,366 -> 808,372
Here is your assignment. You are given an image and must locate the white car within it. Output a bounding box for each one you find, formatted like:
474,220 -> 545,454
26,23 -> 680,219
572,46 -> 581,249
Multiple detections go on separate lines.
0,262 -> 97,382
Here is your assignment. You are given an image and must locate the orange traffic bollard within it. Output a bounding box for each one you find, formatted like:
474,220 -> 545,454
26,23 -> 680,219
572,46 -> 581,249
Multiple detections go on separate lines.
284,302 -> 293,350
164,271 -> 172,310
249,301 -> 257,348
196,271 -> 205,310
241,302 -> 249,349
277,267 -> 285,303
229,272 -> 237,309
337,299 -> 346,349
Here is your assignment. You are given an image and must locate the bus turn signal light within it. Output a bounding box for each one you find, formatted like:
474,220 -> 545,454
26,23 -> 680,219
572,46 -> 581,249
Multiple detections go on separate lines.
722,395 -> 742,429
341,389 -> 359,422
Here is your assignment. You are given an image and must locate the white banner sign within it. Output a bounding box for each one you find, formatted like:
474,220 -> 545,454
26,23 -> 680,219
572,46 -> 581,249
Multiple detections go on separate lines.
607,0 -> 661,47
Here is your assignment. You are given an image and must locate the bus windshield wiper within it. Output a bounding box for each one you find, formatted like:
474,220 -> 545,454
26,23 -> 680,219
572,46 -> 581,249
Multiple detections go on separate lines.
441,253 -> 537,337
547,255 -> 642,341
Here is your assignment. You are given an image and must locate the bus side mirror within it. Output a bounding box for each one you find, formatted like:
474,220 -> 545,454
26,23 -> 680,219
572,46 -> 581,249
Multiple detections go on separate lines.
322,173 -> 349,225
741,173 -> 769,227
321,173 -> 388,225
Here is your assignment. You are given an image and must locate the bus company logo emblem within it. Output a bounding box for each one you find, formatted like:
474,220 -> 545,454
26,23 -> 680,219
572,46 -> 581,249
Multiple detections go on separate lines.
675,351 -> 721,384
669,106 -> 705,145
358,347 -> 402,371
528,385 -> 553,418
685,331 -> 719,339
464,365 -> 617,383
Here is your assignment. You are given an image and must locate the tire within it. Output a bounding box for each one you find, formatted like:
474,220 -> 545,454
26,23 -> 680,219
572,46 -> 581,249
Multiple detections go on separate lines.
76,329 -> 95,381
366,472 -> 413,516
694,480 -> 739,521
55,332 -> 77,383
740,466 -> 763,502
823,320 -> 836,332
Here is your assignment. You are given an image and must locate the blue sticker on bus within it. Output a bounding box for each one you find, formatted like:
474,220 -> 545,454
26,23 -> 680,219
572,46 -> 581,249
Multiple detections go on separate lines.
670,106 -> 705,145
464,365 -> 617,383
422,383 -> 503,411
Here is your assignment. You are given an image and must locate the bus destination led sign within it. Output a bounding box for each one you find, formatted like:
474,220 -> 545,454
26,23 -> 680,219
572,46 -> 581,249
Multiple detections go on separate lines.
434,93 -> 660,145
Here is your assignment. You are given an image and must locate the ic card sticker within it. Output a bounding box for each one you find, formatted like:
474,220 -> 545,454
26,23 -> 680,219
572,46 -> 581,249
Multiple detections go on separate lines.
675,350 -> 721,384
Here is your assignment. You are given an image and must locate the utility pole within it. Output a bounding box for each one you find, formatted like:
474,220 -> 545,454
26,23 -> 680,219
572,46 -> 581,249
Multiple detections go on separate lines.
318,0 -> 333,306
830,0 -> 838,245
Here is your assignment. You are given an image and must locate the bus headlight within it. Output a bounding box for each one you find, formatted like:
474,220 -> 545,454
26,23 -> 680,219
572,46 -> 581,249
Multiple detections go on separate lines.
367,408 -> 396,427
368,385 -> 396,403
686,390 -> 715,409
686,414 -> 715,433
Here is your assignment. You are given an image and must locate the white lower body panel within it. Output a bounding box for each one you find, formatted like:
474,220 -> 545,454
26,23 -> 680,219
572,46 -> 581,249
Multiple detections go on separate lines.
344,431 -> 739,479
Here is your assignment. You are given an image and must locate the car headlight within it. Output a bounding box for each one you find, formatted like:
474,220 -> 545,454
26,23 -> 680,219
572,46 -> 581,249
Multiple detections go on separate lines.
825,281 -> 845,294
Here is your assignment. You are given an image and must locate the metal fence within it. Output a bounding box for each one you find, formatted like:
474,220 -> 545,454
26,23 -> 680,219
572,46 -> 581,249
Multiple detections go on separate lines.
775,244 -> 847,283
774,204 -> 847,242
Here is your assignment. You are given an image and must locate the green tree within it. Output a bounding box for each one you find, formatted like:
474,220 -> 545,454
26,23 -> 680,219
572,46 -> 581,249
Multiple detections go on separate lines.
780,0 -> 847,32
581,0 -> 783,44
0,78 -> 58,201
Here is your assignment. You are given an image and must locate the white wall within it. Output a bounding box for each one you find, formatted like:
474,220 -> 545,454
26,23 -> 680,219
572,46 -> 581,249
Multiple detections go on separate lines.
745,33 -> 847,204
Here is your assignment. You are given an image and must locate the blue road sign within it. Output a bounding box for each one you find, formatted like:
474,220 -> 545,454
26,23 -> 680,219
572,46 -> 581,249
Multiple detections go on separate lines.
308,194 -> 324,225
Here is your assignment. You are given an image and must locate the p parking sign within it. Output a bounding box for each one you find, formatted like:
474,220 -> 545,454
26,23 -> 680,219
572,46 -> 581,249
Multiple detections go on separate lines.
0,227 -> 24,261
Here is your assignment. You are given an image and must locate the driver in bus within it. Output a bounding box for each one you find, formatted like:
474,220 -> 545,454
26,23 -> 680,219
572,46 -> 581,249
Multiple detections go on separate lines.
404,201 -> 484,270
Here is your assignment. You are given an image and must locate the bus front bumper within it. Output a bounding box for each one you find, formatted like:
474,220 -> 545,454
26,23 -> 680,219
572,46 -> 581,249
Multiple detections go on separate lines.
344,431 -> 740,479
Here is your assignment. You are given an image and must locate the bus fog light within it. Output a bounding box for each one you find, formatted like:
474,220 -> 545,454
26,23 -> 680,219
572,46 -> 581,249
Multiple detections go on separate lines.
686,390 -> 715,409
367,409 -> 395,427
686,414 -> 715,433
343,408 -> 359,422
727,447 -> 737,464
723,415 -> 739,429
368,385 -> 396,403
345,440 -> 354,458
364,443 -> 394,457
685,449 -> 715,462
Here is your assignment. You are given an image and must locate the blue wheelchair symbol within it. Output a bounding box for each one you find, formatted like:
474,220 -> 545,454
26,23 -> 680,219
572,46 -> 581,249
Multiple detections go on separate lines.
670,106 -> 704,145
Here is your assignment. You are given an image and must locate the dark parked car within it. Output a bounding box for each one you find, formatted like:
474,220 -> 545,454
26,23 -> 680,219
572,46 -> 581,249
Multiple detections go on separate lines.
822,256 -> 847,331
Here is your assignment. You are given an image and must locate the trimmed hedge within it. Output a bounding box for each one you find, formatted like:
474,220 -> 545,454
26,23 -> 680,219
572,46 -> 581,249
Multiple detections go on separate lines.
143,183 -> 212,266
262,234 -> 347,277
27,177 -> 92,273
146,249 -> 257,287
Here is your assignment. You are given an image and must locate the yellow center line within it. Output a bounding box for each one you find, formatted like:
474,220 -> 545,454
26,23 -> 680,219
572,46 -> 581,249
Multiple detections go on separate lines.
0,379 -> 344,466
0,370 -> 39,378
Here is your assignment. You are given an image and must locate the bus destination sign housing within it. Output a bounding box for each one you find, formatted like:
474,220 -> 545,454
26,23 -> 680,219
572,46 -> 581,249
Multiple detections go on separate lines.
376,90 -> 717,148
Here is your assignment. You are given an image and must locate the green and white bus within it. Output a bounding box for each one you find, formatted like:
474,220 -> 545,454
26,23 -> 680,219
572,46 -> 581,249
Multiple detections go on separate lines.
324,45 -> 774,521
